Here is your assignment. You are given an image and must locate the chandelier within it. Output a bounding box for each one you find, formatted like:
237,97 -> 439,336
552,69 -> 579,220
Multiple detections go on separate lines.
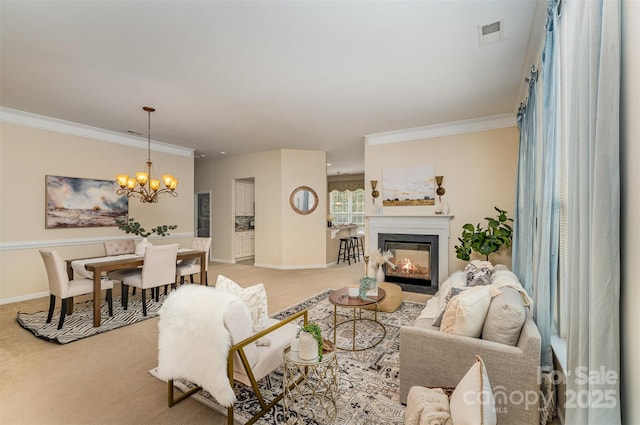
116,106 -> 178,203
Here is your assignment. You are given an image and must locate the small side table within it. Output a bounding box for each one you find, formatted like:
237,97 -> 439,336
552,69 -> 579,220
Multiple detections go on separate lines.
281,345 -> 338,424
329,287 -> 387,351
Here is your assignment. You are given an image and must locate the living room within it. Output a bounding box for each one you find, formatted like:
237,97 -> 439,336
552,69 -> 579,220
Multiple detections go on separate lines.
1,1 -> 638,424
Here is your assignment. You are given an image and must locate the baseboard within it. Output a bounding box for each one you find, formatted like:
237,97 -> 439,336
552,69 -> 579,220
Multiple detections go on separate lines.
0,291 -> 49,305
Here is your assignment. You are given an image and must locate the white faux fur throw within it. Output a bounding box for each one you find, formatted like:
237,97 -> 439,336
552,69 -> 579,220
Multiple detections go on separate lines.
156,285 -> 243,407
490,269 -> 533,307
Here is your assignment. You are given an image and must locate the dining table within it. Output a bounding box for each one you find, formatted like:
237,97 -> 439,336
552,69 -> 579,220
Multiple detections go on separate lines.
65,249 -> 208,327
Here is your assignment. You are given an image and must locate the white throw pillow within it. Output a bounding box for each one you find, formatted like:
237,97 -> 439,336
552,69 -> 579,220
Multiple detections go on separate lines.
215,275 -> 269,333
450,355 -> 497,425
437,271 -> 467,311
440,285 -> 499,337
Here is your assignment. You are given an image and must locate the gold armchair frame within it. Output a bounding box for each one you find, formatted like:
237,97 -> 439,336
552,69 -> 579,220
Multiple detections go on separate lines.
167,309 -> 309,425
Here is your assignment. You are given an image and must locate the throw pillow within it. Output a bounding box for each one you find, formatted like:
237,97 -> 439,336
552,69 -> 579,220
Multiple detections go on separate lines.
223,299 -> 259,373
482,286 -> 526,346
215,275 -> 269,333
432,287 -> 467,327
465,260 -> 494,285
437,271 -> 467,312
406,386 -> 452,425
440,285 -> 500,338
450,355 -> 497,425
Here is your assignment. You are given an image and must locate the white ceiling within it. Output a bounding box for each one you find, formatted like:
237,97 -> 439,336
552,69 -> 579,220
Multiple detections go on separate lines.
0,1 -> 543,176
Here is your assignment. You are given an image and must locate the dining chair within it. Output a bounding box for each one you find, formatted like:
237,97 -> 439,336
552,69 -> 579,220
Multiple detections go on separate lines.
120,244 -> 179,316
103,239 -> 136,256
176,237 -> 211,285
40,250 -> 114,329
104,239 -> 140,296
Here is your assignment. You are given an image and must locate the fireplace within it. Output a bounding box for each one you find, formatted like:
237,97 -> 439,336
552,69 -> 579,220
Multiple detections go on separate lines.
378,233 -> 438,294
367,215 -> 453,295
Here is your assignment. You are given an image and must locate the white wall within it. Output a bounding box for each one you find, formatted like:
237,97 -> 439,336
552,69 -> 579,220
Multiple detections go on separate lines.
365,126 -> 519,274
621,0 -> 639,422
0,121 -> 195,302
195,148 -> 327,268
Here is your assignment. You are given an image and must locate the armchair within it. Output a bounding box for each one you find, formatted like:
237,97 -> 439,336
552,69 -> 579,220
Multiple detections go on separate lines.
158,285 -> 302,425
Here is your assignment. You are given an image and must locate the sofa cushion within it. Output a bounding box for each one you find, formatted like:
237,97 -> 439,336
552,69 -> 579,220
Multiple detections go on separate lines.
450,355 -> 497,425
223,300 -> 259,373
482,286 -> 526,346
440,285 -> 498,338
406,386 -> 452,425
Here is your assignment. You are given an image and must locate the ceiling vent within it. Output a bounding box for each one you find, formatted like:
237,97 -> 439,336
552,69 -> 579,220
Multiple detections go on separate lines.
478,20 -> 504,46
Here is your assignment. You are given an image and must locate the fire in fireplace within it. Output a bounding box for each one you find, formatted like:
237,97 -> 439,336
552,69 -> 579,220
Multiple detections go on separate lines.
378,233 -> 439,294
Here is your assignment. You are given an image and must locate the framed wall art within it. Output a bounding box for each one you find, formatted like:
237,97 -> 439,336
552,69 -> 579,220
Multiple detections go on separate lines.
382,165 -> 435,206
45,175 -> 128,228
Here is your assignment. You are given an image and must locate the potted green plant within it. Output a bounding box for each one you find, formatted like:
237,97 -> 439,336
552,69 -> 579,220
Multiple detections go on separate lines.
454,207 -> 514,261
297,323 -> 324,361
116,218 -> 178,254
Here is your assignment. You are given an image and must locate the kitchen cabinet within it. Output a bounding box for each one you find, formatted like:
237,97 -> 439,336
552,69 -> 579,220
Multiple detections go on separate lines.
235,181 -> 255,216
234,231 -> 255,259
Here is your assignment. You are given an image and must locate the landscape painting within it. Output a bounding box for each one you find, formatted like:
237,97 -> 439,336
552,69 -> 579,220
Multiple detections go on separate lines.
45,175 -> 128,228
382,165 -> 435,206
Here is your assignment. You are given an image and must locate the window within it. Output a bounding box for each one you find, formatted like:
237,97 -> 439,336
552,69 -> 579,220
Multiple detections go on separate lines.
329,189 -> 365,233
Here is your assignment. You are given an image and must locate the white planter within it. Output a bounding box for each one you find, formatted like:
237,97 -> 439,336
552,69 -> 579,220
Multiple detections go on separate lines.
298,332 -> 318,361
290,335 -> 300,352
135,238 -> 152,255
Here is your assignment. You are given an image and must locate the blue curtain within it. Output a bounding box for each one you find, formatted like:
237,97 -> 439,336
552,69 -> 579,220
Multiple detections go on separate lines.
564,0 -> 621,423
513,0 -> 560,371
513,68 -> 538,296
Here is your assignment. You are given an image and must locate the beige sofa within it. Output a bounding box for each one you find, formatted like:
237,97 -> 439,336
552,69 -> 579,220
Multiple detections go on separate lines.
399,272 -> 542,424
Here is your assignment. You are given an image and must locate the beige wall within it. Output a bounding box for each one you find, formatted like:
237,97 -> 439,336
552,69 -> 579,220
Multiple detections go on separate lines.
195,148 -> 327,268
0,122 -> 195,302
364,126 -> 519,274
621,0 -> 639,422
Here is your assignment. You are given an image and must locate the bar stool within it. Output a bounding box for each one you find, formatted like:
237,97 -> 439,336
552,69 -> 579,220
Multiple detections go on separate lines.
351,235 -> 365,261
337,237 -> 354,265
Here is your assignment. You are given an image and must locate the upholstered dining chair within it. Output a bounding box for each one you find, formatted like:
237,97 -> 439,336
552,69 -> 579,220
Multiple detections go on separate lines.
103,239 -> 136,256
120,244 -> 179,316
104,239 -> 140,295
39,250 -> 114,329
176,237 -> 211,285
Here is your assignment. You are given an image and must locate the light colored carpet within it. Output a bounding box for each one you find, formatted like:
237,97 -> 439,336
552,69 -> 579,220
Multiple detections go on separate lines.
0,261 -> 429,424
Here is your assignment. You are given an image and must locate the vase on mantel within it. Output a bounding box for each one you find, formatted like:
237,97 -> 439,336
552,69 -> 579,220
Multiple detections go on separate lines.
135,238 -> 153,255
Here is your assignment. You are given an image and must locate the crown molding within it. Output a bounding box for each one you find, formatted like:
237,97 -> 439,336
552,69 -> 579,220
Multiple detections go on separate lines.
364,113 -> 517,146
0,107 -> 194,158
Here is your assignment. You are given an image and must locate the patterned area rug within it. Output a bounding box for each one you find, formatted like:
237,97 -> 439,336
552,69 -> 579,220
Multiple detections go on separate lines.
17,294 -> 166,344
150,290 -> 425,424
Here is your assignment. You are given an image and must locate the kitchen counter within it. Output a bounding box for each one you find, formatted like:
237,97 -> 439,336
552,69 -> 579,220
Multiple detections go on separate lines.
326,225 -> 361,265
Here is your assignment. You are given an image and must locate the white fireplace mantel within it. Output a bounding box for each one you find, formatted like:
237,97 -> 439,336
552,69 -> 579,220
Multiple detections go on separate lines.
366,215 -> 453,286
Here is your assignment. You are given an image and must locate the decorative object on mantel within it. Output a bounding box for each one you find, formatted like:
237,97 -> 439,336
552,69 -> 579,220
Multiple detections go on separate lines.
454,207 -> 513,261
116,218 -> 178,255
382,165 -> 435,206
115,106 -> 179,203
296,323 -> 324,361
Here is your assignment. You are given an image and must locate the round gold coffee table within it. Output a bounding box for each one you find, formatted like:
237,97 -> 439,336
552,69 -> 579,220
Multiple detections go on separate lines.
328,287 -> 387,351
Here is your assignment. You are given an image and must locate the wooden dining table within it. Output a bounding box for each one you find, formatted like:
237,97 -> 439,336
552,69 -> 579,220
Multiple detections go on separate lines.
65,249 -> 208,327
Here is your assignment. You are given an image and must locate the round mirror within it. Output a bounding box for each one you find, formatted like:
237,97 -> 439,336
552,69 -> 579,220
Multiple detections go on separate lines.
289,186 -> 318,215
